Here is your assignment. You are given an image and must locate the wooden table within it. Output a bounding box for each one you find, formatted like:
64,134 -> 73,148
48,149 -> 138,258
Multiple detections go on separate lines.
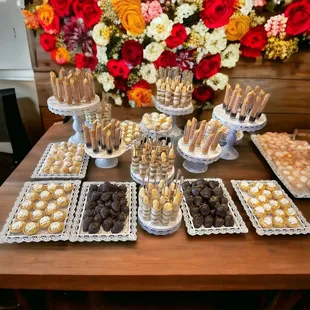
0,110 -> 309,292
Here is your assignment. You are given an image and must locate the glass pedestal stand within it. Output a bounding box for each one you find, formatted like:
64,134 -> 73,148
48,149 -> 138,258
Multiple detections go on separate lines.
177,138 -> 222,174
47,95 -> 100,144
155,99 -> 194,138
84,143 -> 127,169
212,104 -> 267,160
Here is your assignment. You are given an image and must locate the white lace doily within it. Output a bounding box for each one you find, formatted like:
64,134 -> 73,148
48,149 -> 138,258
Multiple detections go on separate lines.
177,138 -> 222,164
130,165 -> 175,185
231,180 -> 310,236
212,104 -> 267,132
251,135 -> 310,198
0,180 -> 81,244
140,122 -> 172,138
155,100 -> 194,116
138,207 -> 182,235
31,143 -> 89,179
181,178 -> 248,236
70,182 -> 137,242
84,142 -> 128,159
47,95 -> 100,116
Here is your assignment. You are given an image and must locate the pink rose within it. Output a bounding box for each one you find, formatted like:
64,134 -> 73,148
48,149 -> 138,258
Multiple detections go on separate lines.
141,0 -> 163,23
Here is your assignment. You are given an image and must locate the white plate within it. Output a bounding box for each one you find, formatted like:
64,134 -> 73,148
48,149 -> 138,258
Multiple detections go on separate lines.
231,180 -> 310,236
0,180 -> 81,243
31,143 -> 89,179
70,182 -> 137,242
251,134 -> 310,198
181,178 -> 248,236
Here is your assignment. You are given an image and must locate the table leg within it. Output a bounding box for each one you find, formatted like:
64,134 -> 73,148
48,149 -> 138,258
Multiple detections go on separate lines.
221,128 -> 239,160
69,115 -> 85,144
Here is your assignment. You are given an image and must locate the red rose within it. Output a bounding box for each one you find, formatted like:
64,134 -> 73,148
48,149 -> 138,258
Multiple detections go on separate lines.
285,0 -> 310,36
132,80 -> 150,90
154,51 -> 177,69
165,23 -> 188,48
201,0 -> 236,29
240,46 -> 262,58
114,77 -> 127,91
50,0 -> 73,17
194,54 -> 221,80
107,59 -> 130,79
121,40 -> 143,67
40,33 -> 56,52
193,86 -> 214,103
42,14 -> 60,34
241,26 -> 267,51
72,0 -> 102,28
75,53 -> 98,70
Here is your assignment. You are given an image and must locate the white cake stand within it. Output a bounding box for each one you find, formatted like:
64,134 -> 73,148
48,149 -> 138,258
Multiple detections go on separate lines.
177,138 -> 222,173
138,207 -> 182,235
212,104 -> 267,160
140,122 -> 172,138
130,165 -> 175,185
47,95 -> 100,144
84,143 -> 127,168
155,100 -> 194,138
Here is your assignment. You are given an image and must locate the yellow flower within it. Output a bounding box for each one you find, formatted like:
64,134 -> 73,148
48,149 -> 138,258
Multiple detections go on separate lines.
36,3 -> 54,27
22,10 -> 39,30
264,37 -> 299,60
128,87 -> 153,107
51,47 -> 71,65
226,16 -> 250,41
112,0 -> 146,36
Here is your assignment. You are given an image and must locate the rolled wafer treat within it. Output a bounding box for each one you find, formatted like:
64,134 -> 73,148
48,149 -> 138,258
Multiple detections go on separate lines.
91,130 -> 98,153
96,124 -> 101,147
50,72 -> 59,100
211,128 -> 223,150
183,120 -> 192,144
196,120 -> 207,147
254,85 -> 260,94
171,190 -> 182,220
230,92 -> 242,119
74,70 -> 84,100
239,98 -> 248,122
101,128 -> 106,150
189,117 -> 198,140
164,84 -> 172,106
180,86 -> 187,108
63,81 -> 72,104
246,91 -> 256,112
223,84 -> 231,109
256,93 -> 270,119
139,187 -> 146,204
86,72 -> 96,99
244,85 -> 252,97
58,67 -> 66,79
162,202 -> 172,225
151,199 -> 161,225
56,78 -> 64,103
83,78 -> 92,102
113,127 -> 121,150
226,89 -> 237,114
83,125 -> 91,148
106,131 -> 113,154
188,130 -> 199,152
168,147 -> 175,170
249,96 -> 261,122
186,84 -> 193,107
202,134 -> 214,155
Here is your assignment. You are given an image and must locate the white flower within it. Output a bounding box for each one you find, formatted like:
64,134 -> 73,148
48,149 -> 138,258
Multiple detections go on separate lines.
192,20 -> 209,36
97,72 -> 115,92
206,73 -> 229,91
140,63 -> 157,84
174,3 -> 198,23
221,44 -> 240,68
97,46 -> 108,65
205,28 -> 227,55
144,42 -> 165,62
113,95 -> 122,106
92,23 -> 111,46
240,0 -> 254,15
146,14 -> 173,41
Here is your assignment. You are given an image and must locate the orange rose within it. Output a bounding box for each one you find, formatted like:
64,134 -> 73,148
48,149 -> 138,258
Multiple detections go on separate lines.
22,10 -> 39,30
226,16 -> 250,41
128,88 -> 153,107
112,0 -> 146,35
51,47 -> 71,65
36,3 -> 54,28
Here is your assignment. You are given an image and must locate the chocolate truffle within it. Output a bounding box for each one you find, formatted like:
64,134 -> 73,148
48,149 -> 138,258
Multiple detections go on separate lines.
214,217 -> 224,227
102,218 -> 114,231
110,209 -> 118,219
111,221 -> 124,234
121,205 -> 129,215
203,215 -> 214,228
215,206 -> 227,218
111,201 -> 121,212
118,213 -> 126,222
86,202 -> 97,210
213,187 -> 223,197
105,201 -> 112,208
189,206 -> 200,217
209,196 -> 219,207
95,205 -> 103,214
193,215 -> 203,228
83,210 -> 95,218
200,188 -> 211,199
224,214 -> 234,227
99,183 -> 112,192
193,196 -> 203,207
220,197 -> 228,205
119,185 -> 127,193
101,192 -> 111,202
94,214 -> 103,224
120,198 -> 127,207
88,222 -> 100,234
200,204 -> 210,216
100,207 -> 110,219
186,197 -> 194,207
89,184 -> 98,193
90,192 -> 101,202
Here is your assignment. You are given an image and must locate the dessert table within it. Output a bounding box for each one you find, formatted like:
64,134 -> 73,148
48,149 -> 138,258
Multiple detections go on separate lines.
0,108 -> 309,291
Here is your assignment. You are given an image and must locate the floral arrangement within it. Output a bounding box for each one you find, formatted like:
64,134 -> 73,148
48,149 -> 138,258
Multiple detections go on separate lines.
22,0 -> 310,108
22,0 -> 102,70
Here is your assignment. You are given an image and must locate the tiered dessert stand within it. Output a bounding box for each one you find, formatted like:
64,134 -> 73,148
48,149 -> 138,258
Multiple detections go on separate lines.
212,103 -> 267,160
177,138 -> 222,173
155,99 -> 194,138
130,166 -> 175,185
84,142 -> 127,169
140,122 -> 172,138
47,95 -> 100,144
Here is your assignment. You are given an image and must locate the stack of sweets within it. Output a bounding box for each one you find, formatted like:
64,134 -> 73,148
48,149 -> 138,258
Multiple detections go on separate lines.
156,67 -> 193,108
183,118 -> 223,155
223,84 -> 270,123
138,179 -> 183,225
50,67 -> 95,105
83,119 -> 121,155
131,137 -> 176,181
85,96 -> 112,125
